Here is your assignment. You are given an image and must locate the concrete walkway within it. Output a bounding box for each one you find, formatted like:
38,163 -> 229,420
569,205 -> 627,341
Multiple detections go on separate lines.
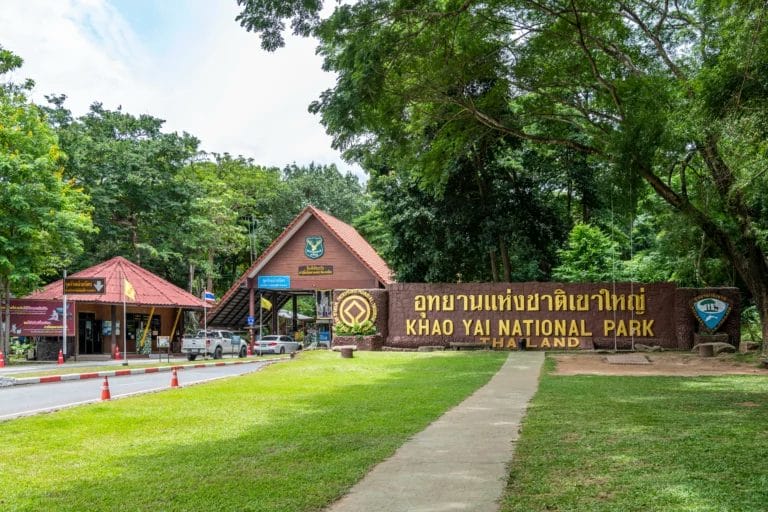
326,351 -> 545,512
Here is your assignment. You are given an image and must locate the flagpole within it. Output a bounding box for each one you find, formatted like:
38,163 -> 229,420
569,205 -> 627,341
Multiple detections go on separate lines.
203,289 -> 208,360
62,269 -> 67,361
122,271 -> 128,366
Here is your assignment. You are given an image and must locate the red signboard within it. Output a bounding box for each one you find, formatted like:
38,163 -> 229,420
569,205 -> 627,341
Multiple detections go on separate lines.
9,300 -> 75,337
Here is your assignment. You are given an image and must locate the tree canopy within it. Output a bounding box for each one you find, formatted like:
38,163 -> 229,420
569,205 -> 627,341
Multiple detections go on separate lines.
236,0 -> 768,339
0,48 -> 94,354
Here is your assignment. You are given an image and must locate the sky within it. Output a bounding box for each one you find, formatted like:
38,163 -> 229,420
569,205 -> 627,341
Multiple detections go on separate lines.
1,0 -> 362,177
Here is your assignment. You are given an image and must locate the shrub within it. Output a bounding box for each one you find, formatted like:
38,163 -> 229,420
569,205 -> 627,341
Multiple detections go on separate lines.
333,320 -> 377,336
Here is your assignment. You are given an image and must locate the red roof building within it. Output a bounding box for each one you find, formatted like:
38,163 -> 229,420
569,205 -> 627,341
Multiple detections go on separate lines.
28,256 -> 206,308
22,256 -> 206,360
209,205 -> 394,335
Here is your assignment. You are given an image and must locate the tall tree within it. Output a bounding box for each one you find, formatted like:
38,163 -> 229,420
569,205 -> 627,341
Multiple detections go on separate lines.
175,157 -> 249,294
369,143 -> 569,282
43,97 -> 200,277
237,0 -> 768,343
0,48 -> 94,354
282,162 -> 370,223
552,223 -> 622,282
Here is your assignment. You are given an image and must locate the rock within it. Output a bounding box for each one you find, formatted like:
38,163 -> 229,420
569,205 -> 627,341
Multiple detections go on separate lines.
635,343 -> 663,352
691,342 -> 737,355
739,341 -> 761,353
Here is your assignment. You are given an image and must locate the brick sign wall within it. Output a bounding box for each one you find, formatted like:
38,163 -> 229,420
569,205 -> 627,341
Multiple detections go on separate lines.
381,283 -> 740,350
387,283 -> 678,350
333,283 -> 739,350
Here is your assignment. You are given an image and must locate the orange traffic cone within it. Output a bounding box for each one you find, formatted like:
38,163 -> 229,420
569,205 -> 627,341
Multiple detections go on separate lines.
57,349 -> 64,365
0,351 -> 5,368
100,376 -> 111,400
170,367 -> 179,388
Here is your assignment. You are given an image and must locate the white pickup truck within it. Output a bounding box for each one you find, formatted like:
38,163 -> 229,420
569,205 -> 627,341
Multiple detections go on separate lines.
181,330 -> 247,361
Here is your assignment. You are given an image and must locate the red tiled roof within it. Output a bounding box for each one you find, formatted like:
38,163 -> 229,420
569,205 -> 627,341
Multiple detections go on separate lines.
308,206 -> 394,285
213,206 -> 394,312
26,256 -> 207,308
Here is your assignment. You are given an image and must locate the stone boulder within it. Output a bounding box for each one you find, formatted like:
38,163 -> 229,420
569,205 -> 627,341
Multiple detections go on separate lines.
635,343 -> 663,352
691,342 -> 737,355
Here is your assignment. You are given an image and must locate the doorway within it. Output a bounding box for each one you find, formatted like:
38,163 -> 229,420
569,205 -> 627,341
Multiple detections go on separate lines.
78,312 -> 102,354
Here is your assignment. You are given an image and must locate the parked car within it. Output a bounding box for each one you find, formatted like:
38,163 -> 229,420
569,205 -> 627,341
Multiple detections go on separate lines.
256,335 -> 301,355
181,329 -> 247,360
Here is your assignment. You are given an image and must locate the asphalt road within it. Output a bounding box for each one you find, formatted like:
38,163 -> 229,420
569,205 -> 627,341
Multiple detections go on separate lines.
0,361 -> 272,421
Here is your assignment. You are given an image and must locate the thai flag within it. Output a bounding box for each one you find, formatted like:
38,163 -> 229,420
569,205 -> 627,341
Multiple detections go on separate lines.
203,290 -> 216,302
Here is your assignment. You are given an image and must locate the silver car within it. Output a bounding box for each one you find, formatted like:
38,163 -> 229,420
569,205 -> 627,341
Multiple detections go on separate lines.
256,335 -> 301,355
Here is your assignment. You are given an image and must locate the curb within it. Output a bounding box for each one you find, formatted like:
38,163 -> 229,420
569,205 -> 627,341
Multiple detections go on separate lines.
8,357 -> 289,386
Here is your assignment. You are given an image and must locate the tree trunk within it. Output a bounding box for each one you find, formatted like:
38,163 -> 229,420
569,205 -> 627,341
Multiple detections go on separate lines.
131,218 -> 140,266
207,250 -> 214,293
498,236 -> 511,282
638,160 -> 768,351
188,263 -> 196,293
489,249 -> 499,282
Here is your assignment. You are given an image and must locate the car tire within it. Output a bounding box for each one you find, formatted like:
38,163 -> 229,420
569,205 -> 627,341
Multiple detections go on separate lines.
279,346 -> 285,354
239,346 -> 247,358
214,346 -> 223,359
187,354 -> 197,361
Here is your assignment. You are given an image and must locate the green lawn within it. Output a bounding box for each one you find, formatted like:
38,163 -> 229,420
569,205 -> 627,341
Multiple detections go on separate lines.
502,358 -> 768,512
0,350 -> 507,512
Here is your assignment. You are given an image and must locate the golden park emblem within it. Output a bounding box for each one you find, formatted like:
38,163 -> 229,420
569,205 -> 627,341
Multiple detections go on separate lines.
334,290 -> 377,327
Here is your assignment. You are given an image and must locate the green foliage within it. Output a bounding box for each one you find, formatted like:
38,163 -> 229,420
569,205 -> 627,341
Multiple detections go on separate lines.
42,91 -> 373,296
282,162 -> 369,223
369,145 -> 570,282
552,224 -> 621,282
333,319 -> 377,336
43,98 -> 200,278
9,339 -> 30,359
0,48 -> 93,354
352,206 -> 392,261
741,305 -> 763,343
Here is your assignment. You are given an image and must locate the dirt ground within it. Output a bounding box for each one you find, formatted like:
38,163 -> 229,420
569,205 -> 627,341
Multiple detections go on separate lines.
551,351 -> 768,376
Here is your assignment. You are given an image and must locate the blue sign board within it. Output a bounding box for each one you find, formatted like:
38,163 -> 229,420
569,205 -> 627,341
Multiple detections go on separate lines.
257,275 -> 291,289
247,316 -> 255,326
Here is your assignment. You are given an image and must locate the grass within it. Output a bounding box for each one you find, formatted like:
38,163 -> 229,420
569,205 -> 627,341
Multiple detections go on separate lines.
501,357 -> 768,512
0,350 -> 507,512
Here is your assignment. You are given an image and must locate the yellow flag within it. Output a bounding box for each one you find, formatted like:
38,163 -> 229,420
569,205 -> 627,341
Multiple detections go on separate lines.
261,297 -> 272,311
124,279 -> 136,301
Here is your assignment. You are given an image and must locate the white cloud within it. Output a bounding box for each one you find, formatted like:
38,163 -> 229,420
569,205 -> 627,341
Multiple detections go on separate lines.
1,0 -> 362,178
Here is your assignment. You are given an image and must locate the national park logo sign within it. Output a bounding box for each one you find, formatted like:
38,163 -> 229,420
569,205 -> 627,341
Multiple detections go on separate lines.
334,289 -> 377,328
304,236 -> 324,259
691,294 -> 732,333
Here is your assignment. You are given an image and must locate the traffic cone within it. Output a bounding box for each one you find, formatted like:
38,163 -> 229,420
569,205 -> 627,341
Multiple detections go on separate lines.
0,351 -> 5,368
100,376 -> 111,400
57,349 -> 64,365
170,367 -> 179,388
